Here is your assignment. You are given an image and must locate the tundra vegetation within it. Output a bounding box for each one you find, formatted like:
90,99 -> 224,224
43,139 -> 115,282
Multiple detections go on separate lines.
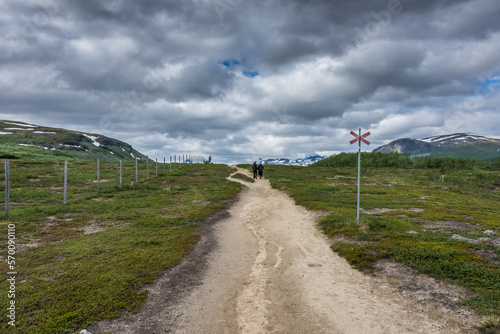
264,152 -> 500,333
0,160 -> 240,333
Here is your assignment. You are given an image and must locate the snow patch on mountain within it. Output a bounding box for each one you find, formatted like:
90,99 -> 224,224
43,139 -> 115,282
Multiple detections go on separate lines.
83,134 -> 101,147
420,133 -> 487,143
4,122 -> 37,128
264,155 -> 326,166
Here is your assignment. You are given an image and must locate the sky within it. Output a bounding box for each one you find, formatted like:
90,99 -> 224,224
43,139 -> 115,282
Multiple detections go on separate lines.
1,0 -> 499,164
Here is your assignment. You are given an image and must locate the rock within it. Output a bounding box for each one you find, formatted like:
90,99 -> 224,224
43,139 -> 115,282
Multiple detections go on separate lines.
308,263 -> 322,267
452,234 -> 490,244
80,330 -> 92,334
492,238 -> 500,248
407,230 -> 418,234
484,230 -> 496,236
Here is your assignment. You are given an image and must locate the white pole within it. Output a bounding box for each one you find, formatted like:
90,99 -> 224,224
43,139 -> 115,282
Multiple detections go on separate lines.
120,160 -> 123,187
5,159 -> 10,218
357,128 -> 361,224
64,161 -> 68,204
97,159 -> 100,196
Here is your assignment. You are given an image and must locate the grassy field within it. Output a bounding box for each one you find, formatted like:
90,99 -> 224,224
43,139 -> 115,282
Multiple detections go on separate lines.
261,162 -> 500,330
0,160 -> 240,333
230,172 -> 255,183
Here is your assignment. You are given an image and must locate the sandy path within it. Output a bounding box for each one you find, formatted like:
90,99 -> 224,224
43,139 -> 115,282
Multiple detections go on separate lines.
90,166 -> 479,334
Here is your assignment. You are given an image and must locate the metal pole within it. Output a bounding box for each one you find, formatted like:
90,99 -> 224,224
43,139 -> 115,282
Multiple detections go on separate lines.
120,160 -> 123,187
164,157 -> 166,174
147,156 -> 149,179
135,158 -> 138,183
5,159 -> 10,218
97,159 -> 100,196
156,158 -> 158,177
357,128 -> 361,224
64,161 -> 68,204
170,156 -> 172,172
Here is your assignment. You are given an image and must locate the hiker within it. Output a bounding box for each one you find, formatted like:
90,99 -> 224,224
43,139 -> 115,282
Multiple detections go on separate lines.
258,162 -> 264,179
252,161 -> 258,179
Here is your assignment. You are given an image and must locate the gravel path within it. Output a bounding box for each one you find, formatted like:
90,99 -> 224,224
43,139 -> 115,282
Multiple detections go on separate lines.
90,167 -> 480,334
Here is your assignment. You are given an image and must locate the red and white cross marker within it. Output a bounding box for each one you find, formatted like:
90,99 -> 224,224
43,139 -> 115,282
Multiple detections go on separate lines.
350,131 -> 371,145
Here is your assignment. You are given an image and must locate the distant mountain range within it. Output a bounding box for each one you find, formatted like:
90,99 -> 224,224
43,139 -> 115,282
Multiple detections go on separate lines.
373,133 -> 500,160
0,120 -> 147,161
263,155 -> 326,166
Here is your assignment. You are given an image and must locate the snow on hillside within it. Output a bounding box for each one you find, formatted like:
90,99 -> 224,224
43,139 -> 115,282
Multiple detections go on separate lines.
264,155 -> 326,166
420,133 -> 486,143
82,134 -> 101,147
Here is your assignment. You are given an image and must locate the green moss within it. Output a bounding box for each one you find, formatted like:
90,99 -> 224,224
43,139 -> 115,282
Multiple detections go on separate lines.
0,161 -> 240,332
266,164 -> 500,317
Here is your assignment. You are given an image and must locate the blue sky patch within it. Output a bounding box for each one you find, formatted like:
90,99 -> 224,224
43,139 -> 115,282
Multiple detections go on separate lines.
221,59 -> 240,68
243,70 -> 259,78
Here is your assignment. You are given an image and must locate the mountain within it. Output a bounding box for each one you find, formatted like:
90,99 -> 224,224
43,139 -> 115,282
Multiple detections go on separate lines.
264,155 -> 326,166
373,133 -> 500,160
0,120 -> 148,161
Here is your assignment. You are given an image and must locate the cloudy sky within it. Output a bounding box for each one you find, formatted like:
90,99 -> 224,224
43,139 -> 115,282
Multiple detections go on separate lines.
1,0 -> 499,163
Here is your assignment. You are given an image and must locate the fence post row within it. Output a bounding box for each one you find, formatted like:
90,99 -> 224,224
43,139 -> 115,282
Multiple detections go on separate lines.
3,154 -> 205,215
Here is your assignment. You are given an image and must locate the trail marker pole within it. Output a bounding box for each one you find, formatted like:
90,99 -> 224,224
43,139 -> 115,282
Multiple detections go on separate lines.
147,156 -> 149,179
64,161 -> 68,204
135,158 -> 138,183
349,128 -> 371,224
5,159 -> 10,218
120,160 -> 123,187
357,137 -> 361,223
170,156 -> 172,172
163,157 -> 166,174
156,158 -> 158,177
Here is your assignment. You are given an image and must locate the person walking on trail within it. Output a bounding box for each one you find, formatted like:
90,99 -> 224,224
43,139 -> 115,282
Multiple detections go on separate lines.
258,162 -> 264,179
252,161 -> 258,179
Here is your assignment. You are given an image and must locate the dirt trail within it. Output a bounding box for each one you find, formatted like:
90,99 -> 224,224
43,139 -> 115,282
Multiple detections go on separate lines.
91,167 -> 479,334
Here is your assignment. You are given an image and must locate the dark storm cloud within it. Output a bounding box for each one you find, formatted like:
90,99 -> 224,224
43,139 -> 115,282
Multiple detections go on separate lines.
0,0 -> 499,162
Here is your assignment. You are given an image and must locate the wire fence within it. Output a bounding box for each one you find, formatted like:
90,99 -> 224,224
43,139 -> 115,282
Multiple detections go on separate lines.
1,155 -> 207,218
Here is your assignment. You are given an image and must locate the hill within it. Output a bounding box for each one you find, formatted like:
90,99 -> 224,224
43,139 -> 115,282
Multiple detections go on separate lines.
373,133 -> 500,160
0,120 -> 147,161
